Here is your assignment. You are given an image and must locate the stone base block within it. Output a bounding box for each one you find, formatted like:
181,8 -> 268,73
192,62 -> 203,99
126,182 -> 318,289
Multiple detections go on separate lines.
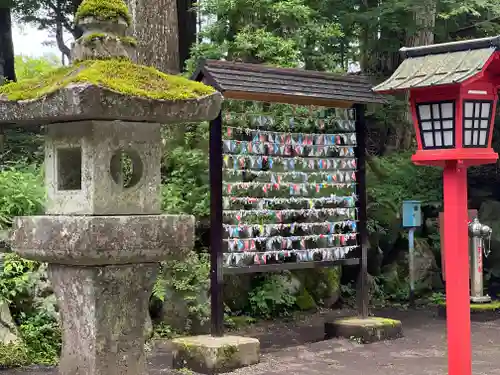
324,316 -> 403,343
50,263 -> 158,375
171,335 -> 260,374
437,301 -> 500,321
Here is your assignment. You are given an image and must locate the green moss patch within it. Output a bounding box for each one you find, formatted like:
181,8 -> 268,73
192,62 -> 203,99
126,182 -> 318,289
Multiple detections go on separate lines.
75,0 -> 132,25
81,33 -> 138,47
0,59 -> 216,102
336,316 -> 401,327
295,288 -> 317,311
437,300 -> 500,311
471,301 -> 500,311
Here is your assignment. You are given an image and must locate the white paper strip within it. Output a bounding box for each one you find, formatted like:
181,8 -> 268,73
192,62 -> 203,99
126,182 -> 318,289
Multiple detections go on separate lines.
223,245 -> 358,266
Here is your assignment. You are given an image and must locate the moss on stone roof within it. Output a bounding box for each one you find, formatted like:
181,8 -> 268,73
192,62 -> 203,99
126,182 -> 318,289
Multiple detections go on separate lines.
0,59 -> 216,101
75,0 -> 132,26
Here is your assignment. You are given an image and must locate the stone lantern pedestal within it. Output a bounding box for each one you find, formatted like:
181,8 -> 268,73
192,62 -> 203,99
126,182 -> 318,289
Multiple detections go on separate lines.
0,1 -> 222,374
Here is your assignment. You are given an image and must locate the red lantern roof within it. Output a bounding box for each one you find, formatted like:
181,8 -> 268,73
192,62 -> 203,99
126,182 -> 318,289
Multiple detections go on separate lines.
373,36 -> 500,94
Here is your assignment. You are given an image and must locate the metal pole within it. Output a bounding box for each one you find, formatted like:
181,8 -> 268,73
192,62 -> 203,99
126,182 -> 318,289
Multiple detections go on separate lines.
209,112 -> 224,337
354,103 -> 369,319
408,227 -> 416,307
469,218 -> 491,303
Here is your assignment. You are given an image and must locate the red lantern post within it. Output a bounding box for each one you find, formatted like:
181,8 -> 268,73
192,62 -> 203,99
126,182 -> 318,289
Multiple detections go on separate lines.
374,37 -> 500,375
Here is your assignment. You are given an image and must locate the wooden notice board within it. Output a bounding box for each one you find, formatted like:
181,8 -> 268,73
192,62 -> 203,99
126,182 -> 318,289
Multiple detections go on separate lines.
439,209 -> 477,281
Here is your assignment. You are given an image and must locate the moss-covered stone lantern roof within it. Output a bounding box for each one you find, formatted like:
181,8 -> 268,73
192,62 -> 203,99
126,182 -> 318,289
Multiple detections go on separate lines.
75,0 -> 132,25
0,0 -> 222,127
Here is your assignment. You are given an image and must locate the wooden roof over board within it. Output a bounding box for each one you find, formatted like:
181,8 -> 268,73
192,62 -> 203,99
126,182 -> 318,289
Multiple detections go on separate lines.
192,59 -> 387,108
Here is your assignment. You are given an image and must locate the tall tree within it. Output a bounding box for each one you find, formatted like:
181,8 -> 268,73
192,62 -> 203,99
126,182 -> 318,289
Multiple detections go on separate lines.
126,0 -> 180,73
187,0 -> 344,73
0,6 -> 15,82
177,0 -> 196,71
11,0 -> 83,61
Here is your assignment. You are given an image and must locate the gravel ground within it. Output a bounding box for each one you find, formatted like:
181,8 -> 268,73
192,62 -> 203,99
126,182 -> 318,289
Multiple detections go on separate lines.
5,308 -> 500,375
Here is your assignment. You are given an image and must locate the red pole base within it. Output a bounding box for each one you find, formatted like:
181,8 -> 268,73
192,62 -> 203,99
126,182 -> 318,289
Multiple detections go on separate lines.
443,160 -> 471,375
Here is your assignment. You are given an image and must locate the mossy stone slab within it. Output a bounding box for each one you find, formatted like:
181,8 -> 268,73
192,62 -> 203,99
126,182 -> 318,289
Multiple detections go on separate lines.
437,301 -> 500,321
324,316 -> 403,343
171,335 -> 260,374
0,59 -> 221,127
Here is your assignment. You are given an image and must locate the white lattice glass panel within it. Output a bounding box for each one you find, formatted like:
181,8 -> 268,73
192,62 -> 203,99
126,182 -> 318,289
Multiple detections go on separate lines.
418,105 -> 431,120
464,130 -> 472,146
442,120 -> 453,129
423,133 -> 434,147
441,102 -> 453,118
463,100 -> 493,147
421,121 -> 432,130
479,131 -> 488,146
464,102 -> 474,117
443,131 -> 453,146
481,102 -> 491,118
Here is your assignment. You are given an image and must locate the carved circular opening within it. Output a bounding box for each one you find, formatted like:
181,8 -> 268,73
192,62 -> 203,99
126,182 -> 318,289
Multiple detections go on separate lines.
109,149 -> 143,189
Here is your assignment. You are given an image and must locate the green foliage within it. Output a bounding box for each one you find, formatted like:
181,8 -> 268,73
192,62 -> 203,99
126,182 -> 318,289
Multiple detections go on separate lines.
0,254 -> 37,305
248,274 -> 296,318
0,342 -> 30,368
0,166 -> 60,367
186,0 -> 344,73
295,288 -> 316,311
0,255 -> 60,366
0,166 -> 44,229
14,55 -> 60,80
18,312 -> 61,365
429,292 -> 446,305
153,322 -> 175,339
153,251 -> 210,332
161,123 -> 210,217
367,152 -> 442,235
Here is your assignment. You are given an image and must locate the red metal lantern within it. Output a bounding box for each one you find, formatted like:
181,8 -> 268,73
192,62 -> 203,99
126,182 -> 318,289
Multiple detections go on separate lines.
410,76 -> 498,167
374,36 -> 500,375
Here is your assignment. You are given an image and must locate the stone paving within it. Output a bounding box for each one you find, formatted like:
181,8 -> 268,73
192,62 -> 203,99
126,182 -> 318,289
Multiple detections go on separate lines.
7,308 -> 500,375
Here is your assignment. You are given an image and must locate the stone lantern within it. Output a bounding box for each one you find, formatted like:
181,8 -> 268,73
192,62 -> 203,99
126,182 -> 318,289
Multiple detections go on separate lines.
0,0 -> 222,374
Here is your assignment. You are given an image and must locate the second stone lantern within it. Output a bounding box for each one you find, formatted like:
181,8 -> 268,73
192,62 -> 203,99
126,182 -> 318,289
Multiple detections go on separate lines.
0,0 -> 222,374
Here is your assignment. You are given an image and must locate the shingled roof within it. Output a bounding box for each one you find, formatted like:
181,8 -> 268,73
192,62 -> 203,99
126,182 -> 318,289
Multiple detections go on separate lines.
373,36 -> 500,93
192,59 -> 387,107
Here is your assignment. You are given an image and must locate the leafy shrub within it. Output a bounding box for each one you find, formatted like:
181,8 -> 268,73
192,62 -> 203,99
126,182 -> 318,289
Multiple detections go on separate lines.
0,254 -> 37,305
0,254 -> 61,366
18,312 -> 61,365
248,274 -> 296,318
0,342 -> 30,368
0,166 -> 44,228
152,251 -> 210,332
161,123 -> 210,217
367,152 -> 442,233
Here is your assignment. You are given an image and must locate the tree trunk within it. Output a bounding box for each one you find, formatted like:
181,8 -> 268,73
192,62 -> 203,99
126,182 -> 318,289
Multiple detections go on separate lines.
177,0 -> 196,72
126,0 -> 180,74
0,7 -> 15,82
401,0 -> 437,149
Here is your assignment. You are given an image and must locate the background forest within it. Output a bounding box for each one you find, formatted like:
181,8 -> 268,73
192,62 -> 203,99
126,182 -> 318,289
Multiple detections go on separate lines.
1,0 -> 500,366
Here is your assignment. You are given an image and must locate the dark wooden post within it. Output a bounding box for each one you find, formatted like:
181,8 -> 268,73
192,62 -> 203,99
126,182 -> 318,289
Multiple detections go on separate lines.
209,112 -> 224,337
354,104 -> 369,318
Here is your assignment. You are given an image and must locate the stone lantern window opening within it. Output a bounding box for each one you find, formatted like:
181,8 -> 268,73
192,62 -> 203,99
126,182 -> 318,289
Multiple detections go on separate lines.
463,100 -> 493,148
416,101 -> 455,149
109,148 -> 143,189
56,146 -> 83,191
